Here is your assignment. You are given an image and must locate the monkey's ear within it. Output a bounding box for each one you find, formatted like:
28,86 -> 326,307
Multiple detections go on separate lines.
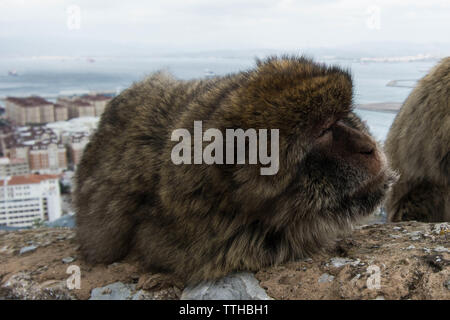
224,56 -> 354,132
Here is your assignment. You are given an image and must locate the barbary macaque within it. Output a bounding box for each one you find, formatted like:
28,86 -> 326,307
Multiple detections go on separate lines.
75,56 -> 395,285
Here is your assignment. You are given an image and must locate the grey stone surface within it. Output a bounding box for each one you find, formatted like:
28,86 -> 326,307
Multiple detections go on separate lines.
318,273 -> 335,283
181,272 -> 272,300
89,282 -> 136,300
434,246 -> 449,253
62,257 -> 75,264
89,282 -> 180,300
19,245 -> 38,255
131,290 -> 152,300
329,257 -> 360,268
2,272 -> 74,300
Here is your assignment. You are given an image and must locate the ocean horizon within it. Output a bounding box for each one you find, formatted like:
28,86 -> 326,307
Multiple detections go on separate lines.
0,55 -> 438,104
0,55 -> 431,142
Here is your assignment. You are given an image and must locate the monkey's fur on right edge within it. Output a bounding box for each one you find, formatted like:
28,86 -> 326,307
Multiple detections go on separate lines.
385,57 -> 450,222
75,56 -> 395,285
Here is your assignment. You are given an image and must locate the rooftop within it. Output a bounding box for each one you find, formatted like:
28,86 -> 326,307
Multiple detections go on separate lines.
82,94 -> 111,101
72,99 -> 92,107
3,124 -> 63,148
30,141 -> 65,150
6,96 -> 52,107
0,174 -> 60,186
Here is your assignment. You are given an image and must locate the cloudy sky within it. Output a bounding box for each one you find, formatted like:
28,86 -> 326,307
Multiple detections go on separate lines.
0,0 -> 449,56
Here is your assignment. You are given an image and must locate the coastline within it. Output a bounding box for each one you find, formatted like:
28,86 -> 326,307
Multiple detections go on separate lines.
356,102 -> 402,113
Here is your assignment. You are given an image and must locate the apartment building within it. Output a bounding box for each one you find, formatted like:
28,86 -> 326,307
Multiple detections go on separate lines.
69,134 -> 90,166
0,111 -> 100,172
54,104 -> 69,121
0,157 -> 30,176
62,99 -> 95,118
28,141 -> 67,173
57,94 -> 111,119
5,97 -> 54,125
82,94 -> 111,116
0,174 -> 62,228
1,126 -> 68,174
0,125 -> 14,156
39,102 -> 55,123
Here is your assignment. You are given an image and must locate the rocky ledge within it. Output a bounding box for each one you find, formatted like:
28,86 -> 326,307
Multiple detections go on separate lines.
0,221 -> 448,300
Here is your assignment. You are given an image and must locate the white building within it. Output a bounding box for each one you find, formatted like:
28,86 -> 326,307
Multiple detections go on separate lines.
45,116 -> 99,138
0,157 -> 30,176
0,174 -> 62,228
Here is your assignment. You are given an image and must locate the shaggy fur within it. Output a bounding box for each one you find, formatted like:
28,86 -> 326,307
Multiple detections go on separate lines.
75,56 -> 394,285
385,57 -> 450,222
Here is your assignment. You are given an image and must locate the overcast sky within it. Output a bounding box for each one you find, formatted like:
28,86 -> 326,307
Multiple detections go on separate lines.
0,0 -> 449,56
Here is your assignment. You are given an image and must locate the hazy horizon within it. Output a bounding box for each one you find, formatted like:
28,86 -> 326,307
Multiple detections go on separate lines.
1,0 -> 449,105
1,0 -> 449,58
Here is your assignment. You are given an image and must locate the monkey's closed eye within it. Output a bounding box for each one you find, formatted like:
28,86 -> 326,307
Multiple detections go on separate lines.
318,127 -> 332,138
318,124 -> 334,138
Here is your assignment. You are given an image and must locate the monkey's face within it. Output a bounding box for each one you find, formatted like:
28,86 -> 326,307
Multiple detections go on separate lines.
221,58 -> 395,224
166,57 -> 395,228
226,110 -> 394,226
290,114 -> 394,220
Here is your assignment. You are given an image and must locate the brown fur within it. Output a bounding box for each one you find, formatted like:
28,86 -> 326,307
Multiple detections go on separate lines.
74,56 -> 394,285
385,57 -> 450,222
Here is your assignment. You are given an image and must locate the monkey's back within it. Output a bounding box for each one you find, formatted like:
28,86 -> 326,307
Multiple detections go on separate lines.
386,57 -> 450,185
385,57 -> 450,221
74,72 -> 212,263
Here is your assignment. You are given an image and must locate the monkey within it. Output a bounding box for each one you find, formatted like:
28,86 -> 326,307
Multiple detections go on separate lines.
74,56 -> 395,286
385,57 -> 450,223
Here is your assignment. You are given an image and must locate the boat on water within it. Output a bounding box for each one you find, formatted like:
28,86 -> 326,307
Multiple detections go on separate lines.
8,70 -> 18,76
204,69 -> 216,78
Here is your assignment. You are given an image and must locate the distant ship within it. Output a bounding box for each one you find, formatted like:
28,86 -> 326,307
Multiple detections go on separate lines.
86,58 -> 96,63
386,79 -> 417,88
204,69 -> 216,78
8,70 -> 18,76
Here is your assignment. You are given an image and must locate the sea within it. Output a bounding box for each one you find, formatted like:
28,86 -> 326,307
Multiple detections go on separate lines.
0,55 -> 439,142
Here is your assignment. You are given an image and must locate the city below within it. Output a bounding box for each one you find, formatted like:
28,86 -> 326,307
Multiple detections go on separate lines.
0,93 -> 114,228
